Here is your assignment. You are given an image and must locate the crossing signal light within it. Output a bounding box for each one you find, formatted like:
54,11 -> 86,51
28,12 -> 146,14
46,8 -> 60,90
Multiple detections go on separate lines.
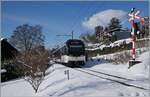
131,22 -> 140,35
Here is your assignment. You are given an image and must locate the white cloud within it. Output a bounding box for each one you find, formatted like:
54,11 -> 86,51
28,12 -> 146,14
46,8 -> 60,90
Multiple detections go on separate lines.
82,9 -> 127,30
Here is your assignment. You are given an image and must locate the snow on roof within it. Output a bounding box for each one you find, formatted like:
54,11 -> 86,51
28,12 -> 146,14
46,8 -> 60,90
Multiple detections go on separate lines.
1,69 -> 7,73
1,38 -> 5,41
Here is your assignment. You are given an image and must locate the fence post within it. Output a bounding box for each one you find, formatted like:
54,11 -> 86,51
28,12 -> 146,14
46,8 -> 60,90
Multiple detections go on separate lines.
64,70 -> 69,80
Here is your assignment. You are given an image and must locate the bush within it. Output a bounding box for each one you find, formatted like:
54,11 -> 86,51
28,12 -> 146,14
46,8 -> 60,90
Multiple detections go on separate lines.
1,60 -> 25,82
17,48 -> 50,93
111,51 -> 131,64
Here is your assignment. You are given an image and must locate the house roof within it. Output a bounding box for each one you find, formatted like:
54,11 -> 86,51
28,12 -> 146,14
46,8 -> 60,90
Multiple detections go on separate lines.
1,38 -> 19,61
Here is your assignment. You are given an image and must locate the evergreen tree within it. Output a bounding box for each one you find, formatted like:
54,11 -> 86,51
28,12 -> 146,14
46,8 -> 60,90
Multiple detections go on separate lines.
108,17 -> 122,31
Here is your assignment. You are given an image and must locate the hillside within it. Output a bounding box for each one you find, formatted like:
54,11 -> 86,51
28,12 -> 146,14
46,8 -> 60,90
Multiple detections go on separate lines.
86,38 -> 149,57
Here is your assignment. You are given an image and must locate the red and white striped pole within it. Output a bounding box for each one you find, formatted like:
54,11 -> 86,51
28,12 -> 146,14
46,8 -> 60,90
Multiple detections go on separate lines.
131,20 -> 136,60
128,8 -> 144,60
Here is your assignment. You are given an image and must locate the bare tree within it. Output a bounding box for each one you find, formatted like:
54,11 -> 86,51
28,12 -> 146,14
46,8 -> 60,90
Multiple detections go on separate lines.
17,47 -> 49,93
10,24 -> 49,93
9,24 -> 44,54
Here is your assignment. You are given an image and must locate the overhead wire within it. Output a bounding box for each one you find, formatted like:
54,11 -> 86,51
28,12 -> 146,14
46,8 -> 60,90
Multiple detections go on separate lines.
68,1 -> 106,40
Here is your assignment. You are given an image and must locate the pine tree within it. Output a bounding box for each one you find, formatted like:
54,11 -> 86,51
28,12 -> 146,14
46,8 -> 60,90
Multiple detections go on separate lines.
108,17 -> 122,31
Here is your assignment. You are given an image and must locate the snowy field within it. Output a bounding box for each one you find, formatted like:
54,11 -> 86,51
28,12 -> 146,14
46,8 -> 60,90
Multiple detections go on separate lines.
1,51 -> 150,97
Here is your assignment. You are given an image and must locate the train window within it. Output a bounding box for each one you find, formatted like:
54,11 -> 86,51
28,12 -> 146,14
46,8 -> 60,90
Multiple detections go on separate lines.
69,45 -> 83,48
70,41 -> 80,44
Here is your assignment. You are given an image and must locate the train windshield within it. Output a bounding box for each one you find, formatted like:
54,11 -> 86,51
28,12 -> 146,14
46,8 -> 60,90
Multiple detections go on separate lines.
69,45 -> 83,48
68,44 -> 85,56
66,39 -> 85,56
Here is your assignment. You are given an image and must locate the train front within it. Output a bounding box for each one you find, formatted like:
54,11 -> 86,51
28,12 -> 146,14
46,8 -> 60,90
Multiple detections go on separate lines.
64,39 -> 86,67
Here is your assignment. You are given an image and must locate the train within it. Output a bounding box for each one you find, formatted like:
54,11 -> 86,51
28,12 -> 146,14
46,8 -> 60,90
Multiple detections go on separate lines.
53,39 -> 87,67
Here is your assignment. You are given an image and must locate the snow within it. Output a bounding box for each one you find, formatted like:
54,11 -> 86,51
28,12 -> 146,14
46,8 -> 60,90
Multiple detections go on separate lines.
93,47 -> 149,61
1,79 -> 35,96
127,50 -> 150,77
1,38 -> 5,41
1,50 -> 149,97
86,38 -> 132,51
1,69 -> 7,73
86,38 -> 149,51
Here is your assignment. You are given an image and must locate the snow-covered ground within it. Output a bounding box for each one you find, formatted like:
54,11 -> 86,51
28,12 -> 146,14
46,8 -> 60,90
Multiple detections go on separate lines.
1,50 -> 150,97
95,47 -> 148,60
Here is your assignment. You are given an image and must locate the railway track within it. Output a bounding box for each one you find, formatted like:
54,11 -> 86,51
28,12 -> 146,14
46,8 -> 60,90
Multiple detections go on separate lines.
77,65 -> 135,81
74,68 -> 148,90
54,61 -> 149,90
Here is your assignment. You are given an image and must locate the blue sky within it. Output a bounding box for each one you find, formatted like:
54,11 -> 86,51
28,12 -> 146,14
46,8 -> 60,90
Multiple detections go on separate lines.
1,1 -> 149,48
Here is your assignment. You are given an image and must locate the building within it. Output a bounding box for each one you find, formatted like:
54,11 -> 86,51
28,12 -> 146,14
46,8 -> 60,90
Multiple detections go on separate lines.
1,38 -> 19,62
